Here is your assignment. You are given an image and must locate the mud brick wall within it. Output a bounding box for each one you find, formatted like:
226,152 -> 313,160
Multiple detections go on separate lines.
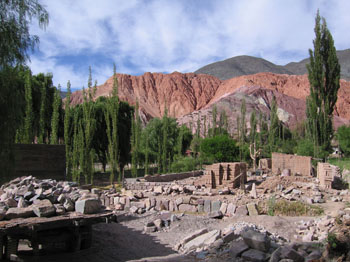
14,144 -> 66,181
144,170 -> 203,182
272,153 -> 312,176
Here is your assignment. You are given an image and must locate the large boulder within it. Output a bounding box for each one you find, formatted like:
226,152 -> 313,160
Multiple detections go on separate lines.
75,198 -> 101,214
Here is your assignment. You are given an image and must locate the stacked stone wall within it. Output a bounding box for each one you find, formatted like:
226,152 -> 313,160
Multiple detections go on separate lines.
144,170 -> 203,183
195,162 -> 247,189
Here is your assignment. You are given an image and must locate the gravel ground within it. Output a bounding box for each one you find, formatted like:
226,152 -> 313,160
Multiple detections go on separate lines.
16,211 -> 317,262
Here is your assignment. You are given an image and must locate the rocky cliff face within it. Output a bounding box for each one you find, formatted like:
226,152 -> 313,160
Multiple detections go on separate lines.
70,71 -> 350,130
70,72 -> 221,121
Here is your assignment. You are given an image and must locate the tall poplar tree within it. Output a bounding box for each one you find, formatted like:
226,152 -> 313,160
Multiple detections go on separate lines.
105,65 -> 119,183
64,81 -> 72,179
50,85 -> 61,145
306,10 -> 340,154
23,70 -> 33,143
131,101 -> 141,177
81,67 -> 96,184
161,107 -> 169,173
38,79 -> 47,144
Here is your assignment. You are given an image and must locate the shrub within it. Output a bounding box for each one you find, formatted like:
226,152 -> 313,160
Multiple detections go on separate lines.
200,135 -> 239,162
170,156 -> 199,173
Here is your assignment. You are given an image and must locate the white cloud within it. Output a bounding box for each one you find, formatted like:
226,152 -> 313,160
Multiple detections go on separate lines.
29,0 -> 350,89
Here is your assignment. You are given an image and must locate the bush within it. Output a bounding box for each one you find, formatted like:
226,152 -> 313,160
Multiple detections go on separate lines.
170,156 -> 199,173
296,138 -> 329,158
201,135 -> 239,162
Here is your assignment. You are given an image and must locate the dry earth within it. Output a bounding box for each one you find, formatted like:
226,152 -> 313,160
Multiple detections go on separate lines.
16,208 -> 331,262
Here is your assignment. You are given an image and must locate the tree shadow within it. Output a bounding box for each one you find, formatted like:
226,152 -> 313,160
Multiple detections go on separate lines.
17,217 -> 177,262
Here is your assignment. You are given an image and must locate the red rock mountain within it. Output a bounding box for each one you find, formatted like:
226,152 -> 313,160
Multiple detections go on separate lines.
70,71 -> 350,129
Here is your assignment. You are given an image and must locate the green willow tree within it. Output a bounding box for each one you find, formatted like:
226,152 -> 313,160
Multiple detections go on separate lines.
0,0 -> 48,181
50,85 -> 61,144
64,81 -> 72,179
105,65 -> 119,183
306,10 -> 340,156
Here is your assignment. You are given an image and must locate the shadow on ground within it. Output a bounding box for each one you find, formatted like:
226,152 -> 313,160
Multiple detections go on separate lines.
17,218 -> 177,262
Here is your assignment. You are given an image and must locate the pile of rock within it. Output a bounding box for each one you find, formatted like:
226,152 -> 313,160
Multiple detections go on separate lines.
177,223 -> 323,261
0,176 -> 102,220
143,211 -> 180,233
296,209 -> 350,243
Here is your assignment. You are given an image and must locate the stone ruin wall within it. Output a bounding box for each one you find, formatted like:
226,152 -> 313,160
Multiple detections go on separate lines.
195,162 -> 247,189
272,153 -> 312,177
317,162 -> 341,189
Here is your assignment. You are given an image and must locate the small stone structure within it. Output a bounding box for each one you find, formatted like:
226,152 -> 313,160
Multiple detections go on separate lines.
317,162 -> 341,189
195,162 -> 247,189
272,153 -> 312,176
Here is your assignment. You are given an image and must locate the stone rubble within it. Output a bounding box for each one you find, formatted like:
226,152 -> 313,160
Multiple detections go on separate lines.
0,176 -> 103,219
174,221 -> 324,262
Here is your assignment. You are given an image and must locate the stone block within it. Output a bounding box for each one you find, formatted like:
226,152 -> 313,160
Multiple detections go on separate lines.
247,203 -> 259,216
235,205 -> 248,216
219,202 -> 227,214
226,203 -> 236,216
211,200 -> 221,212
75,198 -> 101,214
63,198 -> 74,212
5,207 -> 33,219
32,199 -> 55,217
183,229 -> 221,251
229,239 -> 249,258
241,228 -> 270,252
204,200 -> 211,213
280,246 -> 304,262
181,228 -> 208,246
178,204 -> 197,213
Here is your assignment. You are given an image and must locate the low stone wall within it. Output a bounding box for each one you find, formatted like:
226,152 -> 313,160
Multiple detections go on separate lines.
99,193 -> 258,217
125,180 -> 194,191
144,170 -> 203,183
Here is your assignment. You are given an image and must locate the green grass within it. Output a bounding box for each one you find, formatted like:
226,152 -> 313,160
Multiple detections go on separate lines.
328,158 -> 350,172
260,199 -> 324,217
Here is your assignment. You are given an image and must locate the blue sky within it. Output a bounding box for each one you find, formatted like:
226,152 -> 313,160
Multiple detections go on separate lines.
29,0 -> 350,91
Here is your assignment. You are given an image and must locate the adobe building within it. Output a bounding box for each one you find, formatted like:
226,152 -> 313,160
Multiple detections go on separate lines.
195,162 -> 247,189
272,153 -> 312,177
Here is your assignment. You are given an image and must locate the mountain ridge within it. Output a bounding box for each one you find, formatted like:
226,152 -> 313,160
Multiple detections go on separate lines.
195,49 -> 350,81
